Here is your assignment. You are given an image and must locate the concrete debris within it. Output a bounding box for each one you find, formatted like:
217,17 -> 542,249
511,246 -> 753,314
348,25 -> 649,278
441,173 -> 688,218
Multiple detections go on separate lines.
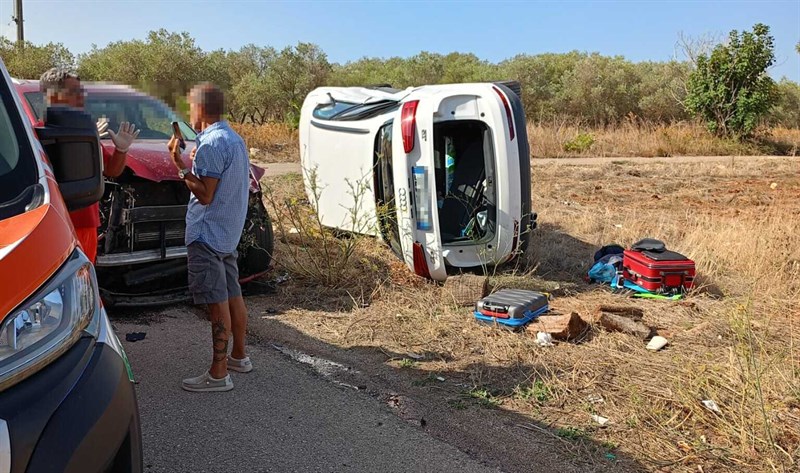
597,312 -> 653,340
595,305 -> 644,321
527,311 -> 589,341
443,274 -> 488,307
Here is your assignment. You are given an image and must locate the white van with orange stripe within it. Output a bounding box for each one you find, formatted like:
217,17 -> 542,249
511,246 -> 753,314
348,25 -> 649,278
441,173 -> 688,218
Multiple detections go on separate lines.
299,82 -> 535,281
0,59 -> 142,472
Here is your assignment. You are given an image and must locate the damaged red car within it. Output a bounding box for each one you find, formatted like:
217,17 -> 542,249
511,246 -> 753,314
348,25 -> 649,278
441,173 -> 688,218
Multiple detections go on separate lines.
13,79 -> 274,307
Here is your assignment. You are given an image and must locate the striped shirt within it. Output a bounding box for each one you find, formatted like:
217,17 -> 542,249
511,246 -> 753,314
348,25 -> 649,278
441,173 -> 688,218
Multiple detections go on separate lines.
185,120 -> 250,254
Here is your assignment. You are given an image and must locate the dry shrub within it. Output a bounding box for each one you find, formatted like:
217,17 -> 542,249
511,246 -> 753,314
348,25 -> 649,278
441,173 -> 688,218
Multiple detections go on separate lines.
262,168 -> 399,292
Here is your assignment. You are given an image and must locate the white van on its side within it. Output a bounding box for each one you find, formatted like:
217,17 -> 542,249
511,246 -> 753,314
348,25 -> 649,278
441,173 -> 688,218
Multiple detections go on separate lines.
298,82 -> 535,281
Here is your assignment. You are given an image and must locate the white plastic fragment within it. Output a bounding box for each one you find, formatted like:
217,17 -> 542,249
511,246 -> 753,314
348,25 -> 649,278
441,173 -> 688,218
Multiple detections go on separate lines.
587,394 -> 605,404
535,332 -> 554,347
646,336 -> 669,351
591,414 -> 610,426
702,400 -> 721,414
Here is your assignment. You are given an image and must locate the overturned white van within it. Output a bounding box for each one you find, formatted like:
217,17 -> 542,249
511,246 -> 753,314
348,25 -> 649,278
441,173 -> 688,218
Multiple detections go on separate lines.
298,82 -> 535,281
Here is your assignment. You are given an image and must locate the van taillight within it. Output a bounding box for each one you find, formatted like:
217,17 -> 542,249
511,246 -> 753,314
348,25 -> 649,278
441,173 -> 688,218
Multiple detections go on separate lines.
413,242 -> 432,279
401,100 -> 420,153
492,86 -> 515,141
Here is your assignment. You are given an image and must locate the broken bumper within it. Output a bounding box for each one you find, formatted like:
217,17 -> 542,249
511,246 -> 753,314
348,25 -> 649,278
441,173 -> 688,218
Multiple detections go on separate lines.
96,246 -> 188,267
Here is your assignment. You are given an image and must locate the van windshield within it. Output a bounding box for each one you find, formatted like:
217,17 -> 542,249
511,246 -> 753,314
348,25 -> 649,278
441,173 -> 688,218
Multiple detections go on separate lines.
0,77 -> 38,221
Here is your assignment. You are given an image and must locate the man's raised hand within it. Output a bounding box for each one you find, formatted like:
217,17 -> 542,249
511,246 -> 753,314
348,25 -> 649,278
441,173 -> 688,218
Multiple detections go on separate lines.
108,122 -> 140,153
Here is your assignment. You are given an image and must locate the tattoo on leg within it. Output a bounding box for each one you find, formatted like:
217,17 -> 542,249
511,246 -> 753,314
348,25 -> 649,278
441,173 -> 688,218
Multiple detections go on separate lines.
212,319 -> 228,363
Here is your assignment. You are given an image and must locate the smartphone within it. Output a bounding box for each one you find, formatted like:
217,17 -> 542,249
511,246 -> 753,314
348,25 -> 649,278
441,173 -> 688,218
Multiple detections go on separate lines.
171,121 -> 186,150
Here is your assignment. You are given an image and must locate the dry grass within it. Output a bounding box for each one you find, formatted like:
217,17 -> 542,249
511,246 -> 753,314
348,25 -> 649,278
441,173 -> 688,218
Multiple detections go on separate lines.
259,157 -> 800,471
529,119 -> 800,158
232,121 -> 800,164
231,123 -> 299,163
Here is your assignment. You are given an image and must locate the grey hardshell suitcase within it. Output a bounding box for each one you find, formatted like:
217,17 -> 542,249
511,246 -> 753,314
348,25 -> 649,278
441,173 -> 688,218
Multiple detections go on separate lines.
474,289 -> 549,328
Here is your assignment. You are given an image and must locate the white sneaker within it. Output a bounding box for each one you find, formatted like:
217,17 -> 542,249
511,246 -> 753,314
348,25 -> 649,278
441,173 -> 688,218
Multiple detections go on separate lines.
181,371 -> 233,392
227,355 -> 253,373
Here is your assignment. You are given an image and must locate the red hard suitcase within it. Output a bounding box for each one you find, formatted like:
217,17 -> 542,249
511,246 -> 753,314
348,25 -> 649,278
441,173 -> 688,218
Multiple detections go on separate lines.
622,248 -> 695,294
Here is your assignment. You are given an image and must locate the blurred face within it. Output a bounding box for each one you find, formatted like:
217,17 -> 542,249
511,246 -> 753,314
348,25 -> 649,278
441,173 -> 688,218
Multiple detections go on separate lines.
188,96 -> 204,131
47,77 -> 85,109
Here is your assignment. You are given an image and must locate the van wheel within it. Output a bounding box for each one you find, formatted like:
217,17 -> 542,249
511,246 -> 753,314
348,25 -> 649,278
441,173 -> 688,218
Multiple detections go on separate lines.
238,192 -> 275,278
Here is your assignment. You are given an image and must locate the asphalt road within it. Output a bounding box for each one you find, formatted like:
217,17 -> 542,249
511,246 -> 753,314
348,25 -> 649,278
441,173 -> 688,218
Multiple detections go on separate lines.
115,309 -> 500,473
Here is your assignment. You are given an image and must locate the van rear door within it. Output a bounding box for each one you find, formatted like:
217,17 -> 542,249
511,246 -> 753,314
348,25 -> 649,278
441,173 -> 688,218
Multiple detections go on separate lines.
391,99 -> 448,281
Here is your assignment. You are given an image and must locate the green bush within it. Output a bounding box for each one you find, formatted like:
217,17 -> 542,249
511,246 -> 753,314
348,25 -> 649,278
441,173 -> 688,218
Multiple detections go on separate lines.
685,23 -> 778,138
563,132 -> 595,153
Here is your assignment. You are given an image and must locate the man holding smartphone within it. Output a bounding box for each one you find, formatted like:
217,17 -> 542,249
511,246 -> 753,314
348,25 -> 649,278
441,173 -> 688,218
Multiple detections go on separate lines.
39,68 -> 140,263
168,83 -> 252,392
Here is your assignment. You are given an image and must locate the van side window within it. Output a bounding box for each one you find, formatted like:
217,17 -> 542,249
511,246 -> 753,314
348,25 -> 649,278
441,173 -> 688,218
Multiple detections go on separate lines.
373,122 -> 402,257
24,92 -> 45,121
313,101 -> 355,120
1,79 -> 38,220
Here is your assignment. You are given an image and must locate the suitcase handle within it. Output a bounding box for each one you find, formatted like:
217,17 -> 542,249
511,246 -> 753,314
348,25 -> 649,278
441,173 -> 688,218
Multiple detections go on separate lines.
660,271 -> 690,287
483,304 -> 509,313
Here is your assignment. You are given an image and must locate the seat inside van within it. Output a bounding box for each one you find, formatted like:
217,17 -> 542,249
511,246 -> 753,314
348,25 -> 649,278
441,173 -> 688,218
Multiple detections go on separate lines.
434,120 -> 496,244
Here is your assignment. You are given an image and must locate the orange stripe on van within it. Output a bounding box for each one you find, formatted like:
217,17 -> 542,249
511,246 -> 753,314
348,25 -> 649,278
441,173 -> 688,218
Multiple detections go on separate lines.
0,202 -> 75,319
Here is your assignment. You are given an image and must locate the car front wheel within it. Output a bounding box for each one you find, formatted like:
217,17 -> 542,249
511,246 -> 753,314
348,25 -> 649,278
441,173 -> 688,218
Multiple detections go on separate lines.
237,191 -> 275,279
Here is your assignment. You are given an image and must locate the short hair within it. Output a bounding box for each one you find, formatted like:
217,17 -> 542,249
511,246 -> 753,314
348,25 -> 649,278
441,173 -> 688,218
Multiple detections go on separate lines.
189,82 -> 225,117
39,67 -> 80,94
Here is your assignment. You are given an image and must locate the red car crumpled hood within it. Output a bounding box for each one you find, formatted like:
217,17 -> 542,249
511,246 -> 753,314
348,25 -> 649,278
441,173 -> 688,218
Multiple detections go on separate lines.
116,140 -> 266,191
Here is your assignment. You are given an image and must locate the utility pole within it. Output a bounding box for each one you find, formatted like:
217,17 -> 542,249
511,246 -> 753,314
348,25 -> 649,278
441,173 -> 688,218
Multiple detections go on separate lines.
12,0 -> 24,44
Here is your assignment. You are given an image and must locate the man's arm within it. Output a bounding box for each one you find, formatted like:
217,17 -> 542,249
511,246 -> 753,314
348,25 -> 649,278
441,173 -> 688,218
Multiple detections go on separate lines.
169,136 -> 221,205
183,174 -> 219,206
103,148 -> 128,177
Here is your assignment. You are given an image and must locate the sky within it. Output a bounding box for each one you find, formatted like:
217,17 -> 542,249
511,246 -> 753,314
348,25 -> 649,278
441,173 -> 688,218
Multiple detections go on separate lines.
0,0 -> 798,81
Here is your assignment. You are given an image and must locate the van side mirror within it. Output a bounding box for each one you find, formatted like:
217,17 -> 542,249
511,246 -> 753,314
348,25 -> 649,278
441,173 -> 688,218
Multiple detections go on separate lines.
35,106 -> 104,211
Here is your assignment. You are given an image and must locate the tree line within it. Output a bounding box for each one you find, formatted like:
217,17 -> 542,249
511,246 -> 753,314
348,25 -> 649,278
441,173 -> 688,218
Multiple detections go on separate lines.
2,25 -> 798,135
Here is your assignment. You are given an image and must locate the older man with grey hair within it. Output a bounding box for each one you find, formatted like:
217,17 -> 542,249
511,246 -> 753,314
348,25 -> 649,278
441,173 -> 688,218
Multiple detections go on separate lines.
39,67 -> 140,263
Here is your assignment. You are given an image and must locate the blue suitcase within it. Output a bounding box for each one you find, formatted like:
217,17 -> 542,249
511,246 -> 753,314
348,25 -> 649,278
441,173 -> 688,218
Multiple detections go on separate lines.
474,289 -> 549,328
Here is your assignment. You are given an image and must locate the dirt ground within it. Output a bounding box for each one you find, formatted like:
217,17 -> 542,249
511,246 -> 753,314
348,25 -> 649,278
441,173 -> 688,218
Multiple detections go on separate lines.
246,157 -> 800,472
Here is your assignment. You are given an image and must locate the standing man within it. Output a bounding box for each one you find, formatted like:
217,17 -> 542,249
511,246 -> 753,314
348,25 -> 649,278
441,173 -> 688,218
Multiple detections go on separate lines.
39,68 -> 140,263
169,83 -> 253,393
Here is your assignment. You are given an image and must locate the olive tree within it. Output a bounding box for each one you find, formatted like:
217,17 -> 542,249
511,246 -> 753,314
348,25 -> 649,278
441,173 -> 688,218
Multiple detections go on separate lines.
685,23 -> 777,137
